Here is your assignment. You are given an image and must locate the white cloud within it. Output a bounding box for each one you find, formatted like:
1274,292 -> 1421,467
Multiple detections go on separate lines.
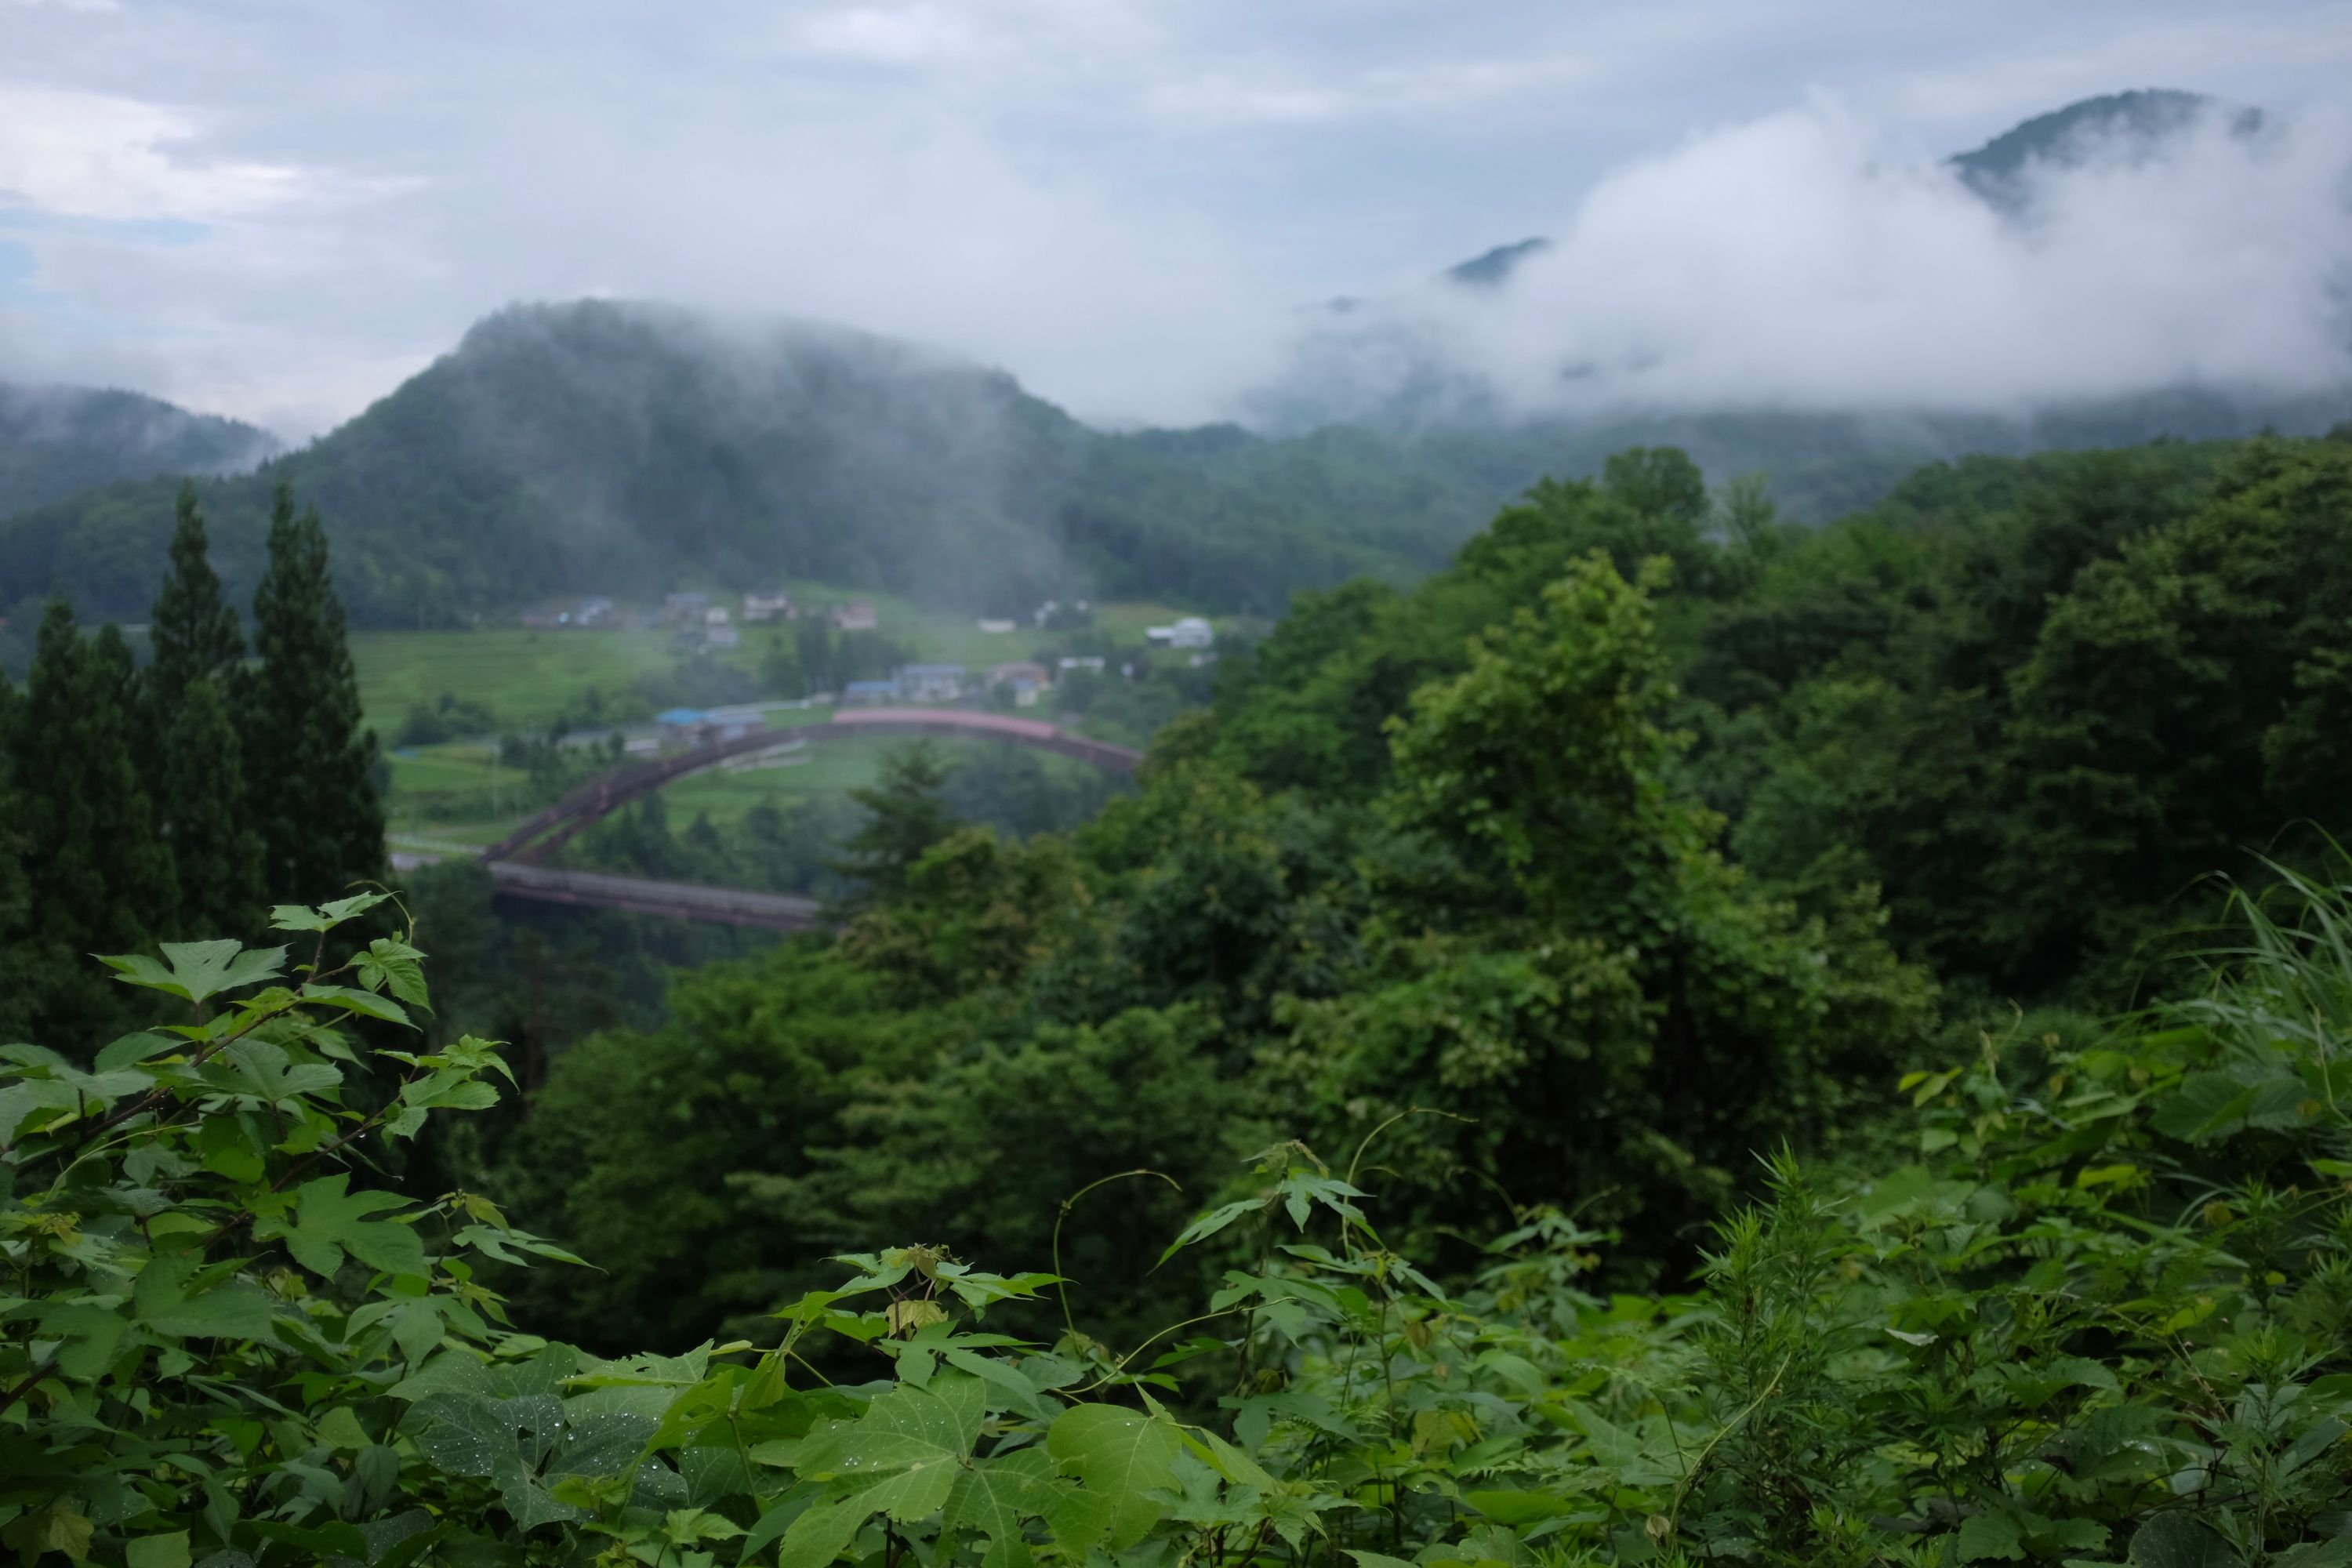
1268,98 -> 2352,422
0,85 -> 307,222
1,0 -> 2349,438
1143,52 -> 1603,131
785,4 -> 981,65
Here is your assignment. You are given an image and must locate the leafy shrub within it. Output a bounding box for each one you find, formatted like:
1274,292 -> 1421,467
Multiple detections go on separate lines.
5,869 -> 2349,1566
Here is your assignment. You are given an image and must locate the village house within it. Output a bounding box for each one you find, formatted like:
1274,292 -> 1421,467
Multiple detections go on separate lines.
657,706 -> 765,750
829,600 -> 878,632
743,590 -> 793,623
988,661 -> 1052,708
841,677 -> 900,704
1145,615 -> 1214,650
897,663 -> 966,702
663,591 -> 711,625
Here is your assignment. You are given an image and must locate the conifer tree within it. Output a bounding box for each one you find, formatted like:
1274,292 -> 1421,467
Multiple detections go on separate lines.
147,481 -> 245,718
246,484 -> 385,900
828,741 -> 955,900
0,670 -> 31,1043
147,482 -> 262,933
163,675 -> 266,938
5,604 -> 177,1040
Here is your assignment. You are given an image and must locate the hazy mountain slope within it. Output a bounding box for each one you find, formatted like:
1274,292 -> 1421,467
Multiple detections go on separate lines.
1948,88 -> 2263,214
0,301 -> 1556,624
0,383 -> 278,519
9,296 -> 2345,630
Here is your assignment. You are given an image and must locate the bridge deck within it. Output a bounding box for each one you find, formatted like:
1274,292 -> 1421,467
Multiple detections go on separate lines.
485,861 -> 823,931
480,706 -> 1141,865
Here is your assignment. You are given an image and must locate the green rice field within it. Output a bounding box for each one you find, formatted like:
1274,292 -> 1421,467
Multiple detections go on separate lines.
352,591 -> 1213,738
358,589 -> 1209,847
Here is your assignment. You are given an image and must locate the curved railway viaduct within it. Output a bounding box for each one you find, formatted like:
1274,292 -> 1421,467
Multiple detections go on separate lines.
470,707 -> 1143,929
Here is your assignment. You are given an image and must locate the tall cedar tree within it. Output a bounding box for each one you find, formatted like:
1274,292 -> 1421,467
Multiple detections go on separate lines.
164,675 -> 266,938
147,481 -> 245,716
5,605 -> 178,1042
246,485 -> 385,900
147,482 -> 263,935
0,671 -> 31,1042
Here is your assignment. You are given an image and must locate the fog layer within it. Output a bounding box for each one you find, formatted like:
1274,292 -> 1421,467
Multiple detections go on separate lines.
1254,99 -> 2352,429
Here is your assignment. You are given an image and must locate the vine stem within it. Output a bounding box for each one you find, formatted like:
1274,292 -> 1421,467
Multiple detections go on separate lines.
1052,1168 -> 1180,1341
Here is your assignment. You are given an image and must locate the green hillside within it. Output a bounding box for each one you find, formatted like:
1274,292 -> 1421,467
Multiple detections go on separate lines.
0,381 -> 277,519
0,302 -> 1556,626
5,296 -> 2347,633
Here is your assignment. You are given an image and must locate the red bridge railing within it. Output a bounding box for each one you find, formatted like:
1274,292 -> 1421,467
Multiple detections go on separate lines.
481,707 -> 1142,866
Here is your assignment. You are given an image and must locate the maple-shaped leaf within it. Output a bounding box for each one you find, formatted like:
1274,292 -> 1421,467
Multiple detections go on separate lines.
98,941 -> 285,1006
253,1174 -> 426,1279
270,892 -> 393,935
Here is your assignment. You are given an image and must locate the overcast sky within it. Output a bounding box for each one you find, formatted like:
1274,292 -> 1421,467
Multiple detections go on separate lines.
3,0 -> 2350,437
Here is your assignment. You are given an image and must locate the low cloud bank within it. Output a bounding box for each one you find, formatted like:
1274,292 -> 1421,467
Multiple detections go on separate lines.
1249,98 -> 2352,429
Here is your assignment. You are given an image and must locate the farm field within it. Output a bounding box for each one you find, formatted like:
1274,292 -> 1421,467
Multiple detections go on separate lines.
351,591 -> 1224,738
382,720 -> 1104,848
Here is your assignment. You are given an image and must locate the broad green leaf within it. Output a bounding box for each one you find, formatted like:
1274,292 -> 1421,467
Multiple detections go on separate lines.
360,937 -> 431,1007
125,1532 -> 192,1568
777,1493 -> 873,1568
1046,1403 -> 1183,1549
1158,1198 -> 1262,1264
298,982 -> 413,1025
94,1033 -> 178,1070
944,1447 -> 1112,1564
1958,1510 -> 2026,1563
252,1174 -> 426,1279
99,941 -> 285,1006
2129,1514 -> 2238,1568
796,1374 -> 980,1524
315,1406 -> 371,1450
270,892 -> 392,934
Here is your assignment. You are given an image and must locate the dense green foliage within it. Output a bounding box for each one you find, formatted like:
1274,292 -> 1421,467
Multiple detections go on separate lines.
13,426 -> 2352,1566
463,431 -> 2352,1361
0,382 -> 274,523
0,484 -> 385,1045
5,866 -> 2350,1566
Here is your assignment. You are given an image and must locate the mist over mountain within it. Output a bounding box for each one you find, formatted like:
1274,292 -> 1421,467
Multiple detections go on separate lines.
0,300 -> 1566,625
1247,90 -> 2352,435
1947,89 -> 2268,216
0,383 -> 278,519
8,92 -> 2349,630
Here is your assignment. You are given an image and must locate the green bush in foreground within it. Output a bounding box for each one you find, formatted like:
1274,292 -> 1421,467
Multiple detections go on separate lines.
4,876 -> 2350,1566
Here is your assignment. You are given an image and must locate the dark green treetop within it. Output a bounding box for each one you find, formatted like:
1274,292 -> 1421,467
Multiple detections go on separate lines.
245,483 -> 384,901
828,742 -> 956,902
160,673 -> 265,940
3,604 -> 177,1042
146,479 -> 245,720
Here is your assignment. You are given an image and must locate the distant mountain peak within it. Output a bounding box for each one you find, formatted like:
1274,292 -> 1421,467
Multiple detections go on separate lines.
1950,89 -> 2264,212
0,382 -> 279,521
1445,238 -> 1551,289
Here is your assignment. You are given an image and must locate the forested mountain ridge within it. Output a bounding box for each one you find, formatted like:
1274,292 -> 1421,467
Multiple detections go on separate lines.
0,380 -> 278,521
1948,87 -> 2264,212
8,296 -> 2349,632
0,301 -> 1584,626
